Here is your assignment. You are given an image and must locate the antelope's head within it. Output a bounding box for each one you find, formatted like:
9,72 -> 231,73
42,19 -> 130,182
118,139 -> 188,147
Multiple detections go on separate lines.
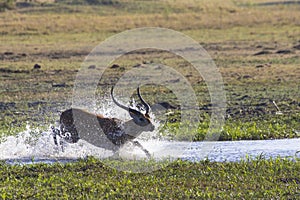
111,86 -> 155,132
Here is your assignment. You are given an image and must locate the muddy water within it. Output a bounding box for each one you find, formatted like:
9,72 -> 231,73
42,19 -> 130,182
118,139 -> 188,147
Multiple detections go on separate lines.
0,126 -> 299,165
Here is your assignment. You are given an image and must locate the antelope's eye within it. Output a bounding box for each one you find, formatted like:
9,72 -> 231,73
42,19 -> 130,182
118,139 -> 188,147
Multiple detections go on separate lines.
139,118 -> 144,121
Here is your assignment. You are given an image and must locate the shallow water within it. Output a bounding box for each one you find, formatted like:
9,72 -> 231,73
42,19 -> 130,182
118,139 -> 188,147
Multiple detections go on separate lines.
0,125 -> 299,165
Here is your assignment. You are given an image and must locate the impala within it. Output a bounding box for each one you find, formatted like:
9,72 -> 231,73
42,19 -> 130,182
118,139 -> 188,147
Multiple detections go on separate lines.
51,86 -> 155,158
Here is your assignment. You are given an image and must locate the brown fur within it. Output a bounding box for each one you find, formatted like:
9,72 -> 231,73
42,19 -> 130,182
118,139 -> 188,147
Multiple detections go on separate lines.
59,108 -> 154,147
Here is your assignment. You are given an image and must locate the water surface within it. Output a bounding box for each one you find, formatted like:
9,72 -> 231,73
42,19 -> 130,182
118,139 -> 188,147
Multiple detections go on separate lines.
0,127 -> 299,165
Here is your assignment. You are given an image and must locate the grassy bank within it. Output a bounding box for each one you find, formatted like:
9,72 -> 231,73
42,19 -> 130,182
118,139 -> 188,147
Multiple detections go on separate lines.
0,158 -> 299,199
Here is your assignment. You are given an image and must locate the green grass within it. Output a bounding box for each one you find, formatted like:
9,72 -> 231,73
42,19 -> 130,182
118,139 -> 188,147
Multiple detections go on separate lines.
159,113 -> 300,141
0,157 -> 299,199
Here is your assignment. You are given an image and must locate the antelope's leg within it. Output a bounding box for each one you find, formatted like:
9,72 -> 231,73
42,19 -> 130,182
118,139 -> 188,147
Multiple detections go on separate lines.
132,141 -> 151,158
51,126 -> 65,152
51,126 -> 60,146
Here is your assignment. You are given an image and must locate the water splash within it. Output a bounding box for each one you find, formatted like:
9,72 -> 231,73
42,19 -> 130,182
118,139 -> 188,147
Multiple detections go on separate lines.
1,123 -> 299,165
0,123 -> 165,164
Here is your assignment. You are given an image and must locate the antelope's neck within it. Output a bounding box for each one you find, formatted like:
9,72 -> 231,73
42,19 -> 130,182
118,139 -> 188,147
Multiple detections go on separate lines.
122,120 -> 143,139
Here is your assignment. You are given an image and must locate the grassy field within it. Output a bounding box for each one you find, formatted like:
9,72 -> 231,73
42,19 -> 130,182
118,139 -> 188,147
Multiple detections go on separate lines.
0,0 -> 300,198
0,157 -> 299,199
1,0 -> 299,140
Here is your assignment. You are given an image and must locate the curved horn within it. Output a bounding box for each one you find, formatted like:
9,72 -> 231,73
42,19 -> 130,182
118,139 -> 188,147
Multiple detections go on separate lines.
111,86 -> 129,111
137,86 -> 150,114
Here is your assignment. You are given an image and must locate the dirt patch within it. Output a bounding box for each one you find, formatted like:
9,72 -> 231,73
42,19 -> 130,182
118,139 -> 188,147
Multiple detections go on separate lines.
253,50 -> 272,56
257,1 -> 300,6
0,102 -> 16,110
0,68 -> 29,74
0,50 -> 89,61
293,44 -> 300,50
276,49 -> 294,54
0,52 -> 27,61
278,177 -> 300,184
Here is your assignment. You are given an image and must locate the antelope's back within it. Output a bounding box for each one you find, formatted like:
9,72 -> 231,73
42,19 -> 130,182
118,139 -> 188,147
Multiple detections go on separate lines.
59,108 -> 121,150
60,108 -> 116,130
